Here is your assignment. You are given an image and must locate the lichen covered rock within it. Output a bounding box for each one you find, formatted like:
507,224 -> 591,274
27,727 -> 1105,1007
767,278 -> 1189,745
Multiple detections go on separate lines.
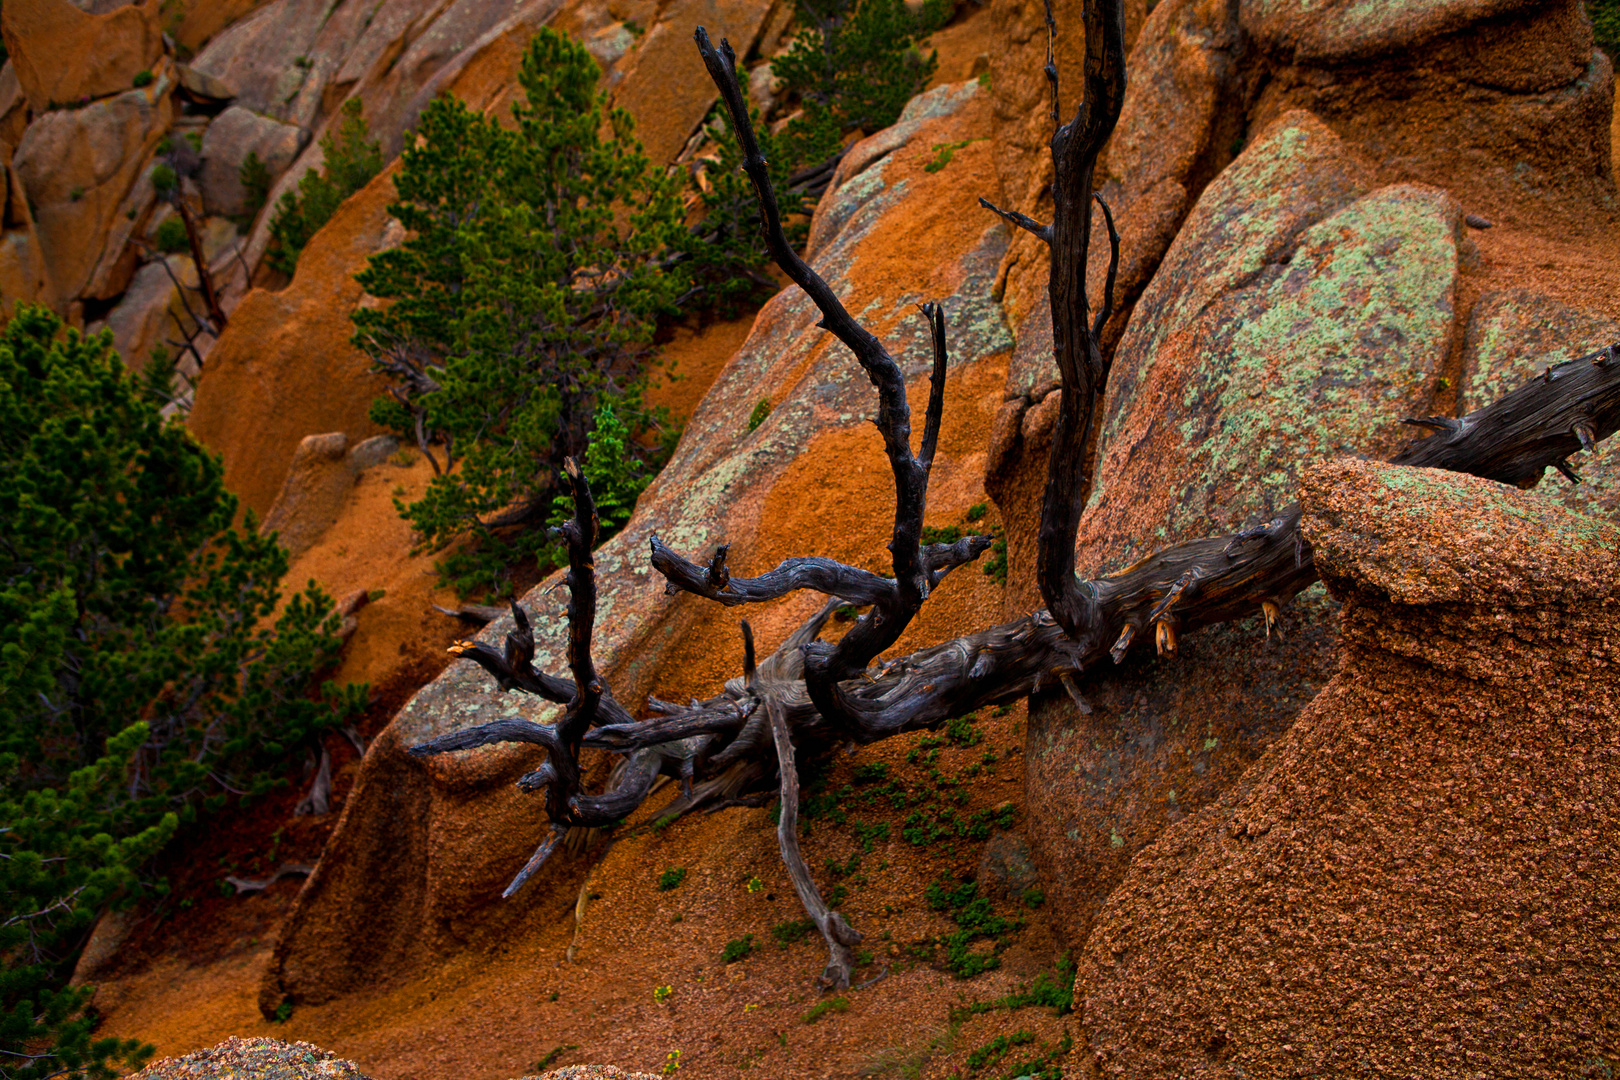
1021,109 -> 1464,944
1460,288 -> 1620,518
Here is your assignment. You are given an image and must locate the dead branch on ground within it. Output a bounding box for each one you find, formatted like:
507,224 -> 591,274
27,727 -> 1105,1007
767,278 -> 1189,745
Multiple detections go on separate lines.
409,2 -> 1620,989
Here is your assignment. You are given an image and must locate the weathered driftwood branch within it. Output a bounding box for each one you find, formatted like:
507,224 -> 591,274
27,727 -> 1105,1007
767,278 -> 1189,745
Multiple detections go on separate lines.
768,694 -> 862,990
414,4 -> 1620,987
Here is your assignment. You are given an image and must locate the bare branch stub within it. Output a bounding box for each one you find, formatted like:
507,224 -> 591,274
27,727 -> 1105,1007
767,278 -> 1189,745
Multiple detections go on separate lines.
768,694 -> 861,990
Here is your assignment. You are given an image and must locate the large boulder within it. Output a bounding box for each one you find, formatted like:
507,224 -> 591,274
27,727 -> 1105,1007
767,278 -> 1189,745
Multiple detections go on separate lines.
259,79 -> 1014,1012
1020,110 -> 1469,942
184,163 -> 400,517
0,0 -> 163,111
95,255 -> 201,370
198,105 -> 304,218
10,71 -> 172,303
1076,456 -> 1620,1078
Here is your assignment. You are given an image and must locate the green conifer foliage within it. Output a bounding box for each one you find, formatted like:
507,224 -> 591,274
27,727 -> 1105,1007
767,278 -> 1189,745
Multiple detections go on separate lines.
266,99 -> 384,276
353,28 -> 685,596
0,306 -> 364,1077
770,0 -> 952,167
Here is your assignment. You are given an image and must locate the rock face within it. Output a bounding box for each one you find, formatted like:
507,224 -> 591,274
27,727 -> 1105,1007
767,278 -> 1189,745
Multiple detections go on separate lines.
261,79 -> 1013,1012
1021,109 -> 1464,942
605,0 -> 780,168
0,0 -> 163,111
198,105 -> 304,218
11,72 -> 172,304
184,163 -> 400,518
1077,457 -> 1620,1078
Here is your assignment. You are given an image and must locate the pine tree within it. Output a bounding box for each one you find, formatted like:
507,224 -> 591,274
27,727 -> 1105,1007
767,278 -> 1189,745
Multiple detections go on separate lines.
353,28 -> 687,596
0,306 -> 364,1077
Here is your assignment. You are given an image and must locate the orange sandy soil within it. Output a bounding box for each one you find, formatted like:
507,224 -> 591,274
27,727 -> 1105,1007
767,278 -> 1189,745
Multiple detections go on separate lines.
91,290 -> 1075,1078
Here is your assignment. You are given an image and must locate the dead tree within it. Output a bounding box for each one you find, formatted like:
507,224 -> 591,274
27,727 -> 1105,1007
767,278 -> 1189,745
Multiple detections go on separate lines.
409,0 -> 1620,990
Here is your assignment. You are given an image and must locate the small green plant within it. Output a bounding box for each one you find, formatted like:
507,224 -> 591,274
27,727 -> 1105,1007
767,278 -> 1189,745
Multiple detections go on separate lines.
133,69 -> 155,88
68,185 -> 86,202
658,866 -> 689,890
966,1030 -> 1034,1071
852,761 -> 889,784
966,501 -> 988,522
925,877 -> 1015,978
662,1049 -> 682,1075
533,1045 -> 576,1071
945,713 -> 982,747
273,1001 -> 294,1023
293,54 -> 312,68
746,875 -> 764,894
803,996 -> 850,1024
921,524 -> 962,545
1592,0 -> 1620,54
653,985 -> 673,1003
949,954 -> 1076,1023
981,528 -> 1008,585
747,397 -> 773,432
923,138 -> 974,173
722,934 -> 756,962
771,918 -> 816,947
154,215 -> 189,254
267,98 -> 382,275
150,162 -> 177,195
238,150 -> 273,227
1022,886 -> 1045,908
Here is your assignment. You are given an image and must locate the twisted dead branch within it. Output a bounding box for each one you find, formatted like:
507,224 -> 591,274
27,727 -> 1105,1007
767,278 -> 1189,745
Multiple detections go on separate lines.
408,3 -> 1620,989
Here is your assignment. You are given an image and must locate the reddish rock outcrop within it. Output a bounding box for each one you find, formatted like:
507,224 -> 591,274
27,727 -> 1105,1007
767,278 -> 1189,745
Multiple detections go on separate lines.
0,139 -> 54,315
1019,109 -> 1469,942
0,0 -> 163,112
11,71 -> 172,304
260,79 -> 1013,1013
184,163 -> 399,518
988,0 -> 1616,611
1076,456 -> 1620,1078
